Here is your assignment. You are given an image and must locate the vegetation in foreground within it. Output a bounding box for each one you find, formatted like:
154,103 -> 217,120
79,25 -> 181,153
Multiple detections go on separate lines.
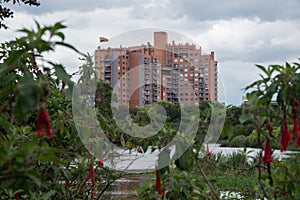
0,9 -> 300,200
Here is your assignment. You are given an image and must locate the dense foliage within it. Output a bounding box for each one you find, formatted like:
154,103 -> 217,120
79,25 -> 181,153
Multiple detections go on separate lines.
0,19 -> 299,199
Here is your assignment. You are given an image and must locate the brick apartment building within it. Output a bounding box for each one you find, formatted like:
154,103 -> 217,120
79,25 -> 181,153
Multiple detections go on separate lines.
94,32 -> 218,107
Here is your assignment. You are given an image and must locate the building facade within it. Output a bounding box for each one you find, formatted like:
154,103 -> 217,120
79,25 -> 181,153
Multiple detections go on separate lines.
94,32 -> 218,107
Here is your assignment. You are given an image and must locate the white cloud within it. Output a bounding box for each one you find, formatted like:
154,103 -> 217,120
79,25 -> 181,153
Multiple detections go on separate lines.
192,18 -> 300,62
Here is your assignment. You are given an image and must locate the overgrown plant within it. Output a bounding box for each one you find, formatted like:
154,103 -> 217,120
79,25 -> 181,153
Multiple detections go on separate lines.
240,61 -> 300,199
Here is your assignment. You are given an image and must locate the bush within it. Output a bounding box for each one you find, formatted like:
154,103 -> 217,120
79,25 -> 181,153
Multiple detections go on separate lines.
229,135 -> 247,147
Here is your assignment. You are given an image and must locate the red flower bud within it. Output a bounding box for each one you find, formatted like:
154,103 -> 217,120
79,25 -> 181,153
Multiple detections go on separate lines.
263,122 -> 273,163
155,166 -> 163,196
293,99 -> 299,107
280,122 -> 291,152
292,100 -> 300,146
282,189 -> 288,196
206,143 -> 212,157
66,180 -> 70,191
88,163 -> 95,197
137,146 -> 143,154
293,118 -> 299,138
262,139 -> 272,163
36,107 -> 54,142
98,156 -> 103,167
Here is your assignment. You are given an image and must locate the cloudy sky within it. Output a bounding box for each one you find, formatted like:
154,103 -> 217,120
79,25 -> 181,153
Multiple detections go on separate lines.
1,0 -> 300,105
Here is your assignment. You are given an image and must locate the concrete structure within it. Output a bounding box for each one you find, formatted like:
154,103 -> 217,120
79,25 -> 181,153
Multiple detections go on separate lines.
94,32 -> 218,107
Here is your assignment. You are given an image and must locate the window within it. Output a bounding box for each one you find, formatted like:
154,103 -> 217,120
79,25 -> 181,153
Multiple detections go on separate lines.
181,48 -> 188,52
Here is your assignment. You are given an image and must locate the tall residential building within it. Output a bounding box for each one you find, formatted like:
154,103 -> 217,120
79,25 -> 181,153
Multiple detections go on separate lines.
94,32 -> 218,107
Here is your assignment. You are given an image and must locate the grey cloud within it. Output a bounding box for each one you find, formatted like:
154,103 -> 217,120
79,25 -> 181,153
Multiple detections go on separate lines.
8,0 -> 139,14
8,0 -> 300,21
218,45 -> 300,63
171,0 -> 300,21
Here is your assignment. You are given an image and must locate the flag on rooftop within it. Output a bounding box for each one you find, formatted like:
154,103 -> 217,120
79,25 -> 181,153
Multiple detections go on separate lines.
99,37 -> 109,42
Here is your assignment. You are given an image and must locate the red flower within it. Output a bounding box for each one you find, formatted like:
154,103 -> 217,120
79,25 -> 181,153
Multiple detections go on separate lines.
263,122 -> 273,163
293,117 -> 299,138
36,107 -> 54,142
282,189 -> 288,196
88,163 -> 95,197
87,149 -> 96,197
15,193 -> 19,200
262,139 -> 273,163
155,166 -> 163,196
280,122 -> 291,152
65,180 -> 70,191
292,99 -> 300,146
137,146 -> 143,154
98,156 -> 103,167
206,143 -> 211,156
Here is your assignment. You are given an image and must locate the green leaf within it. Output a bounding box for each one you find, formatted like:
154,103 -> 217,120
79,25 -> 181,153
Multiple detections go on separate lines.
142,140 -> 149,153
55,41 -> 84,56
239,113 -> 252,124
255,64 -> 268,76
120,135 -> 126,148
41,190 -> 56,200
